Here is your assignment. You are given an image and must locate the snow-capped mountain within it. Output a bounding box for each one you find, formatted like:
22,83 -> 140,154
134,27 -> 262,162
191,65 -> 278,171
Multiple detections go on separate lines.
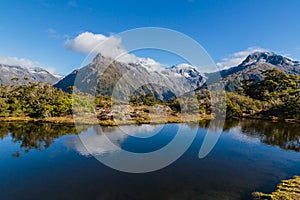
0,64 -> 62,85
162,63 -> 206,87
206,52 -> 300,91
55,54 -> 206,100
55,51 -> 300,97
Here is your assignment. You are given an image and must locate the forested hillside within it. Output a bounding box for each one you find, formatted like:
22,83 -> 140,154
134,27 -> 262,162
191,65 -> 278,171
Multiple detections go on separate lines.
0,68 -> 299,123
0,82 -> 93,118
228,69 -> 300,120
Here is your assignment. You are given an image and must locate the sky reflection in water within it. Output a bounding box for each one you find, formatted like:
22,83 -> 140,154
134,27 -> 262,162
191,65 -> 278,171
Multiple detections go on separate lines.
0,120 -> 299,200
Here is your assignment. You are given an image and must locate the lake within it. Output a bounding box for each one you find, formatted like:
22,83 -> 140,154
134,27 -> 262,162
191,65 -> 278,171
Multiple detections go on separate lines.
0,120 -> 299,200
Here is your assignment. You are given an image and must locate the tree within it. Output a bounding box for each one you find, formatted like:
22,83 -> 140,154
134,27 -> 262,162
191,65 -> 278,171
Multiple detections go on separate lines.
242,69 -> 300,119
0,98 -> 9,117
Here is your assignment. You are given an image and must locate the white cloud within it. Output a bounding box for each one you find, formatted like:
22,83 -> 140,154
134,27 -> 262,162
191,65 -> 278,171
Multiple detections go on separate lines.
0,56 -> 57,74
64,31 -> 163,67
67,124 -> 166,156
0,56 -> 41,68
65,32 -> 138,62
65,32 -> 115,53
216,47 -> 269,70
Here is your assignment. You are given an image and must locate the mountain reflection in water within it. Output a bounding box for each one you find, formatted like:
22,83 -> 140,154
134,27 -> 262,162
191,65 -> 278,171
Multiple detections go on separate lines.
0,120 -> 299,158
0,120 -> 299,200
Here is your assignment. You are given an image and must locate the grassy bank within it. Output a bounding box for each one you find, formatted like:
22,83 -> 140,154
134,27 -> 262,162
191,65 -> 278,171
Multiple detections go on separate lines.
1,113 -> 300,126
0,113 -> 213,126
252,176 -> 300,200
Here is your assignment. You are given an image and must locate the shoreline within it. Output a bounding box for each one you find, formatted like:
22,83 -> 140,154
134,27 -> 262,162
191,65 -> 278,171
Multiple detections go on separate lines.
252,176 -> 300,199
0,114 -> 212,126
0,114 -> 299,126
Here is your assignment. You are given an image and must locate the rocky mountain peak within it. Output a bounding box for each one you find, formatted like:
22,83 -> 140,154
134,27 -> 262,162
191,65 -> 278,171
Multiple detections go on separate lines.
55,54 -> 207,100
170,64 -> 202,78
242,51 -> 298,66
208,51 -> 300,91
90,53 -> 115,66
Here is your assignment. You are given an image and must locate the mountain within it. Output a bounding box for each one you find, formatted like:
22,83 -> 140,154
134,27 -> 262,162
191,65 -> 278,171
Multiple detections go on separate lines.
162,64 -> 206,89
54,54 -> 206,100
0,64 -> 61,85
207,52 -> 300,91
55,51 -> 300,98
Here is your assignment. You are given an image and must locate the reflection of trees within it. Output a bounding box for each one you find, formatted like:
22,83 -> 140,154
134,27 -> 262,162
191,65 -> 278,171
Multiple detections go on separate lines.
0,123 -> 10,139
229,120 -> 300,152
197,119 -> 300,152
197,120 -> 238,131
222,120 -> 239,131
0,122 -> 90,157
1,120 -> 299,157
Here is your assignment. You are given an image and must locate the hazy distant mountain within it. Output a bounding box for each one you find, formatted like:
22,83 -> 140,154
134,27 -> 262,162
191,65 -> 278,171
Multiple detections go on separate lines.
54,54 -> 206,100
0,64 -> 62,85
206,52 -> 300,91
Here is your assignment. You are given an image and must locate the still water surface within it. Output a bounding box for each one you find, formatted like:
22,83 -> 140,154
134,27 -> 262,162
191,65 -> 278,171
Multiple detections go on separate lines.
0,120 -> 299,200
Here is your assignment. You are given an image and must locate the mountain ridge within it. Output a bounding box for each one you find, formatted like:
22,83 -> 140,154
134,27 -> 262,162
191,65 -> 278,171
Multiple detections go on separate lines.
0,63 -> 62,85
42,51 -> 300,96
54,54 -> 206,100
206,51 -> 300,91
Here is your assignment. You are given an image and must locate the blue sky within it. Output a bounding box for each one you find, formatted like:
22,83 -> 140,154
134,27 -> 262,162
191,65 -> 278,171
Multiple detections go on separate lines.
1,0 -> 300,75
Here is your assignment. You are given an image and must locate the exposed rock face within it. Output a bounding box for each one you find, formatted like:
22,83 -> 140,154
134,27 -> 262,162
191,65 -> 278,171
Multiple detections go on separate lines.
54,54 -> 206,100
206,52 -> 300,91
55,52 -> 300,96
0,64 -> 61,85
162,63 -> 206,89
53,70 -> 78,91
